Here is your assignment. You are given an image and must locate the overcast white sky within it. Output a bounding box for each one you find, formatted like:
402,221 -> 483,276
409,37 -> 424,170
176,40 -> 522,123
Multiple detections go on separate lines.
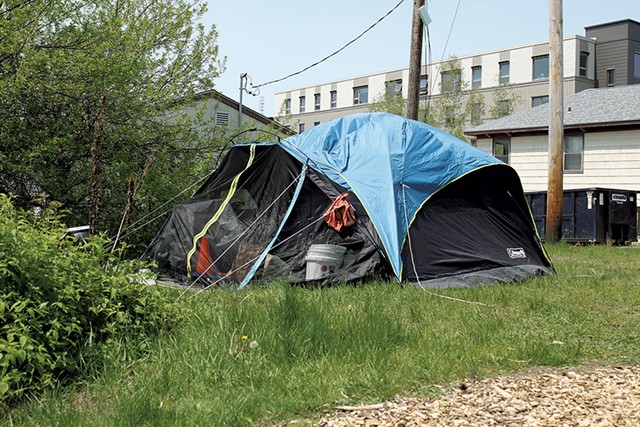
203,0 -> 639,117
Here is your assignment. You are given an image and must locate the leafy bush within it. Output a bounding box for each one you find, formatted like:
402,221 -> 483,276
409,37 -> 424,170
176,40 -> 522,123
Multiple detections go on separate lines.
0,194 -> 180,407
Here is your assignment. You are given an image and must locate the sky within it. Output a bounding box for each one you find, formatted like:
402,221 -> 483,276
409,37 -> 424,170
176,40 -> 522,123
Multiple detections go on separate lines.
203,0 -> 639,117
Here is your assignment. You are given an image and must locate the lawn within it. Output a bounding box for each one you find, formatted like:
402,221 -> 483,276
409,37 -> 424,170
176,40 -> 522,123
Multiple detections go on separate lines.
4,243 -> 640,426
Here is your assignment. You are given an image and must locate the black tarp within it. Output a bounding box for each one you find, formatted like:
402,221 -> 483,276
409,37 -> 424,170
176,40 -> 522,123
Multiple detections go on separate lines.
146,144 -> 384,285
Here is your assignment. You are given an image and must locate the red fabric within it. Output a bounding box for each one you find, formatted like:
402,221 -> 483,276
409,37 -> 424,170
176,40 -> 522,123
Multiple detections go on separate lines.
324,193 -> 356,232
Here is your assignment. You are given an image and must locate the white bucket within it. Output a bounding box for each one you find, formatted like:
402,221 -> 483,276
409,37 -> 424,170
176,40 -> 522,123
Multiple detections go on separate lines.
305,244 -> 346,280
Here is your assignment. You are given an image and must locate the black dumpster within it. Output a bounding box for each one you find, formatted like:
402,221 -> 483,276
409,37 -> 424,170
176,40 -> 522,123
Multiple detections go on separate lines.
525,188 -> 638,244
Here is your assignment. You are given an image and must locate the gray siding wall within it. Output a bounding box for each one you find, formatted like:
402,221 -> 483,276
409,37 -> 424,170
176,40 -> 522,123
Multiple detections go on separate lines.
631,38 -> 640,84
594,39 -> 630,87
586,20 -> 640,87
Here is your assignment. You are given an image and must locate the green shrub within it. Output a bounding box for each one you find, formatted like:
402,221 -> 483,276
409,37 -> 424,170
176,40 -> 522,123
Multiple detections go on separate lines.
0,194 -> 180,407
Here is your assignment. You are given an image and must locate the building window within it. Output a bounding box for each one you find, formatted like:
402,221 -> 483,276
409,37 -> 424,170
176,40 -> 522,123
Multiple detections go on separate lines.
313,121 -> 320,126
420,75 -> 428,94
532,55 -> 549,80
441,69 -> 461,91
386,79 -> 402,98
470,103 -> 483,125
564,134 -> 583,172
215,111 -> 229,126
314,93 -> 321,110
634,52 -> 640,79
607,69 -> 615,86
330,90 -> 337,108
298,123 -> 305,133
497,100 -> 510,117
499,61 -> 510,85
471,66 -> 482,88
493,138 -> 510,164
579,51 -> 589,77
285,98 -> 291,115
532,95 -> 549,107
299,96 -> 305,113
353,86 -> 368,105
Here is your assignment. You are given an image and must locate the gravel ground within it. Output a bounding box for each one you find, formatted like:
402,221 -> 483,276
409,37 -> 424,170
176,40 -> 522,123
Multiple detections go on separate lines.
309,365 -> 640,426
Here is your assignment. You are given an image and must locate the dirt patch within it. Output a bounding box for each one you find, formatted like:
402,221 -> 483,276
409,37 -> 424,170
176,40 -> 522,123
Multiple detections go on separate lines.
314,365 -> 640,426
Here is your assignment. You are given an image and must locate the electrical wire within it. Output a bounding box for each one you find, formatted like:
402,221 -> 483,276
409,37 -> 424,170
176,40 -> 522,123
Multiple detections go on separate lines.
441,0 -> 462,63
252,0 -> 405,89
423,3 -> 432,119
426,0 -> 462,108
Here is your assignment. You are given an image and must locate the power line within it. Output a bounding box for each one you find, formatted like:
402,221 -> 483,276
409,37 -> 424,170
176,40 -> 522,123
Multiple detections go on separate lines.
426,0 -> 462,111
423,2 -> 432,118
253,0 -> 405,89
441,0 -> 462,63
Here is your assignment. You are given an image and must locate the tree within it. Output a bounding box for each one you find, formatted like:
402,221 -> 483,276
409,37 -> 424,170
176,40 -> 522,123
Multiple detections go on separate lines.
490,81 -> 520,119
369,82 -> 406,116
369,56 -> 488,144
0,0 -> 226,247
429,57 -> 468,140
466,87 -> 486,126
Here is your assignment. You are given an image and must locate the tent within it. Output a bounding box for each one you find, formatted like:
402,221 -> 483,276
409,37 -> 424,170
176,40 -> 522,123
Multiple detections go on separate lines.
144,113 -> 553,289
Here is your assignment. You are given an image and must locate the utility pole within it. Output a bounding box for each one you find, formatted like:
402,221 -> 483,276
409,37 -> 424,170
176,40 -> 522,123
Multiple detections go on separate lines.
406,0 -> 425,120
239,73 -> 247,126
546,0 -> 564,241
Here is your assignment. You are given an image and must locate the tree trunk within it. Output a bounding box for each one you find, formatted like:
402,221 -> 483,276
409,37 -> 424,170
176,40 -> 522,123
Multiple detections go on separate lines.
111,152 -> 155,251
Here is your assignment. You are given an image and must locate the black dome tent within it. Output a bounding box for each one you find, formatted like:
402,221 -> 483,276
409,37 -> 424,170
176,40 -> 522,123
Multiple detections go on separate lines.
144,113 -> 553,288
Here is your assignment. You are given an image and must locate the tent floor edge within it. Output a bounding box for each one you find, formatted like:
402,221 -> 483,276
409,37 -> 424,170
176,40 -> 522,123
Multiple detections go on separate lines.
404,265 -> 554,289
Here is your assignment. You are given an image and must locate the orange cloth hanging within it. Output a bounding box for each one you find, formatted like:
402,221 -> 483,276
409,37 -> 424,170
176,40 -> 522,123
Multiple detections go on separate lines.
323,193 -> 356,232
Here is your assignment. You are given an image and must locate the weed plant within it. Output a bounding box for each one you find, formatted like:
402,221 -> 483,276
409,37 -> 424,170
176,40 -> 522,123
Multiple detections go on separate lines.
5,243 -> 640,426
0,195 -> 180,410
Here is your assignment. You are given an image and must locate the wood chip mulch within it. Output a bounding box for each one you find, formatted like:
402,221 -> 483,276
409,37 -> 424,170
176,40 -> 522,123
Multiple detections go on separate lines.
311,365 -> 640,426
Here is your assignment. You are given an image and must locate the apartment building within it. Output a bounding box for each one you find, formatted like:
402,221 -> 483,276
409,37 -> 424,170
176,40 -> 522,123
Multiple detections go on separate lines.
275,19 -> 640,134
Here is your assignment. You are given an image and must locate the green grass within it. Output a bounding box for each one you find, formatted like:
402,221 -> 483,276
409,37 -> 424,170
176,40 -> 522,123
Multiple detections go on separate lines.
5,243 -> 640,426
